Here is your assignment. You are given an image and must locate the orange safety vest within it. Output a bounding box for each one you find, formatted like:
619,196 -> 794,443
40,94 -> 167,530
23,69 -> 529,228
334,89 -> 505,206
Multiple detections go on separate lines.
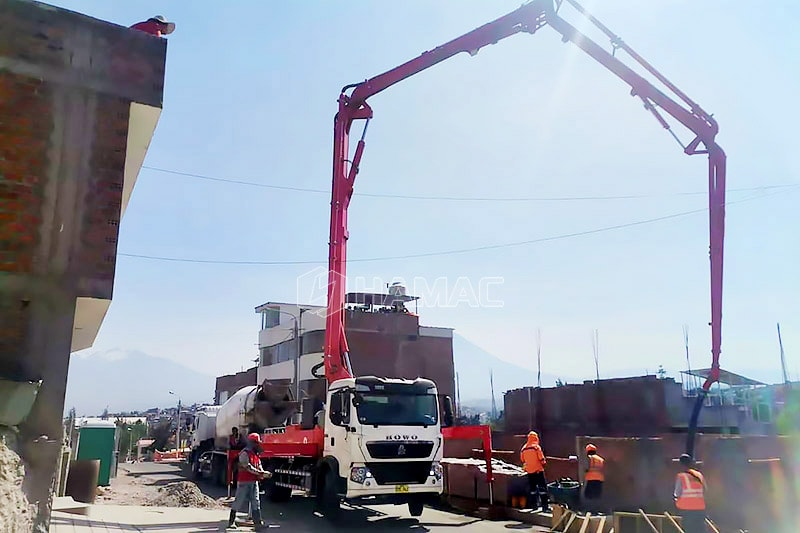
520,445 -> 546,474
586,454 -> 605,482
675,469 -> 706,511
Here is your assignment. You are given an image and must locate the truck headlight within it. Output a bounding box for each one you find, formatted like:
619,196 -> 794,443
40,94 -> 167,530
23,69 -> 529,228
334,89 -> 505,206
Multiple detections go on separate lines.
350,466 -> 369,484
430,462 -> 443,481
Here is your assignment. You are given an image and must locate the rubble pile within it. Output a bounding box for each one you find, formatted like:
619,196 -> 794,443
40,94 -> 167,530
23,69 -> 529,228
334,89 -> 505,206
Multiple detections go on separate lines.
147,481 -> 219,509
0,438 -> 34,533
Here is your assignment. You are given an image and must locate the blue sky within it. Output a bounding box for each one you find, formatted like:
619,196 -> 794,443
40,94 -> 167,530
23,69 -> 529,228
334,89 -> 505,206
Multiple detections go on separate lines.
56,1 -> 799,384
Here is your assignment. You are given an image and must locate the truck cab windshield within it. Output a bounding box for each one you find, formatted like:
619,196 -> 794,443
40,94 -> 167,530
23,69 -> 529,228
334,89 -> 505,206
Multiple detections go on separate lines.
355,393 -> 438,427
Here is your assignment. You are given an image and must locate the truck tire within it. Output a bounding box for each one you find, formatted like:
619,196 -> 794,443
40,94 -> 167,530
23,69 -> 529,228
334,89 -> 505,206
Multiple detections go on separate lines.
268,482 -> 292,503
191,455 -> 201,480
318,469 -> 341,521
408,501 -> 424,517
213,456 -> 226,487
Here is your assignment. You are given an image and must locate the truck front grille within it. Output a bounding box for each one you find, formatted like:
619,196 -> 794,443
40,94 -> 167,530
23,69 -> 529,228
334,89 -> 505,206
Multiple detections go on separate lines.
366,461 -> 431,485
366,441 -> 434,459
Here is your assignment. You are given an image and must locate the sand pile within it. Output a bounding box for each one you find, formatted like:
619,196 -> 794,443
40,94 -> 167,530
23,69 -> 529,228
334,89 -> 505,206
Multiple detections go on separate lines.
147,481 -> 219,508
0,438 -> 34,532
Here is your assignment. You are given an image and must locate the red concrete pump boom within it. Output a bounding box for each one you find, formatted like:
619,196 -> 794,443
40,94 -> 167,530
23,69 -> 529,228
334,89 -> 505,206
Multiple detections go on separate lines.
324,0 -> 725,456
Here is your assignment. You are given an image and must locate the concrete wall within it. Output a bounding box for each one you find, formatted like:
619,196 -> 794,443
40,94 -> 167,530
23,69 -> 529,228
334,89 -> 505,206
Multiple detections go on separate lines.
0,2 -> 165,530
573,434 -> 799,531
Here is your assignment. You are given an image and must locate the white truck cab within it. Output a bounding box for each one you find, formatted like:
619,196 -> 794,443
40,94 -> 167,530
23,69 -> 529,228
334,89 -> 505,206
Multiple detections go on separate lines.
321,376 -> 451,515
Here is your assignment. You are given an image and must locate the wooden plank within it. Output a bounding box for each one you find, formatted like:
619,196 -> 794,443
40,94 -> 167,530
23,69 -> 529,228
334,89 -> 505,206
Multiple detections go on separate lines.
638,509 -> 660,533
578,513 -> 592,533
563,512 -> 577,533
663,512 -> 684,533
595,515 -> 606,533
551,508 -> 570,531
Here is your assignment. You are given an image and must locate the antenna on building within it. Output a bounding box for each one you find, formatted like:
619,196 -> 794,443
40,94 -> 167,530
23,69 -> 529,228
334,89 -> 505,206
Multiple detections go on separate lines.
778,323 -> 789,385
536,328 -> 542,388
490,370 -> 497,421
592,329 -> 600,382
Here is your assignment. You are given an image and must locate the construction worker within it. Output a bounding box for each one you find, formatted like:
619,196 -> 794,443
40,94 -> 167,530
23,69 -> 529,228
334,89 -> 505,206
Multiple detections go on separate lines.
674,454 -> 706,533
130,15 -> 176,37
228,433 -> 272,530
583,443 -> 605,513
229,427 -> 244,450
520,431 -> 549,511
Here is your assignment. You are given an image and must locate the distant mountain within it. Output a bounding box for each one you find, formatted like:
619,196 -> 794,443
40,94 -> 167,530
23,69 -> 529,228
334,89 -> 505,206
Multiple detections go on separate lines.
65,349 -> 216,416
453,334 -> 565,404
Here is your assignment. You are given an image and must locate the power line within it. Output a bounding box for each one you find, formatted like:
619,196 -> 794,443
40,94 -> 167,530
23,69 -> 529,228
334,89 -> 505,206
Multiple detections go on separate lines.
141,165 -> 798,203
118,186 -> 796,266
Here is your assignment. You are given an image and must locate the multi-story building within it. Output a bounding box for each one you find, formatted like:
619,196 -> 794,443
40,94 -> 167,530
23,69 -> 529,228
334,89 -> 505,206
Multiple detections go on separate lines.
254,289 -> 456,412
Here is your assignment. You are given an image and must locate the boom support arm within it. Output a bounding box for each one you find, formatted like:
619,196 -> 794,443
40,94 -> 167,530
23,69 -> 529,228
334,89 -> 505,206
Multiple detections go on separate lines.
325,0 -> 726,458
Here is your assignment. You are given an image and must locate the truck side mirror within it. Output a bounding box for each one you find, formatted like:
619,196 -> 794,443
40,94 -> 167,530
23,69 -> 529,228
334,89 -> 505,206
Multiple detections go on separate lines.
442,396 -> 455,428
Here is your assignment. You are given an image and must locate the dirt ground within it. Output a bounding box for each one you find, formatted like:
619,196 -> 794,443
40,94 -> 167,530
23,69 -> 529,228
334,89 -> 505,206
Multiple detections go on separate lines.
96,461 -> 226,509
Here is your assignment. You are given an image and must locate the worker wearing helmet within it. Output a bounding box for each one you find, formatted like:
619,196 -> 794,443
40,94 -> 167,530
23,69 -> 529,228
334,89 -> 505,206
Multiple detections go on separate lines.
674,454 -> 706,533
228,433 -> 272,530
520,431 -> 549,512
129,15 -> 176,37
583,443 -> 605,512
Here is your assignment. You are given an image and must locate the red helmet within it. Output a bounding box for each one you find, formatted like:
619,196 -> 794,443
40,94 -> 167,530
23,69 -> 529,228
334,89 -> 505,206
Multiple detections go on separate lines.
247,432 -> 261,443
585,443 -> 597,454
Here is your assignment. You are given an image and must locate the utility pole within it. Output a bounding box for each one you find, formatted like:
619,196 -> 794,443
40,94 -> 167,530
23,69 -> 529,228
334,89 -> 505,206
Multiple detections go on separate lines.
455,372 -> 461,419
490,371 -> 497,421
683,325 -> 692,372
536,328 -> 542,389
169,391 -> 181,453
592,329 -> 600,382
778,323 -> 789,385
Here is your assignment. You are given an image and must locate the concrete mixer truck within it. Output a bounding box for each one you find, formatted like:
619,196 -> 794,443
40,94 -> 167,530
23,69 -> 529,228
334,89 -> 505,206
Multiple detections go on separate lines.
189,379 -> 299,486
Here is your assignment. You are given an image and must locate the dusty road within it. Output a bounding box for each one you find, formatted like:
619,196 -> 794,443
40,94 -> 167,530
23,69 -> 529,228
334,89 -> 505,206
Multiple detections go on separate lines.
98,462 -> 547,532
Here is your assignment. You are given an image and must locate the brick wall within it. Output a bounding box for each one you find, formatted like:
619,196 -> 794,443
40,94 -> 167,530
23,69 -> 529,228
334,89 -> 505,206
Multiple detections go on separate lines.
504,376 -> 675,439
77,95 -> 129,295
215,367 -> 258,404
0,71 -> 50,275
0,1 -> 167,529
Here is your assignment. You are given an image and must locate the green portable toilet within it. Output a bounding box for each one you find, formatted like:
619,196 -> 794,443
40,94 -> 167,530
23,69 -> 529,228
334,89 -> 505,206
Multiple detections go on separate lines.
76,420 -> 118,486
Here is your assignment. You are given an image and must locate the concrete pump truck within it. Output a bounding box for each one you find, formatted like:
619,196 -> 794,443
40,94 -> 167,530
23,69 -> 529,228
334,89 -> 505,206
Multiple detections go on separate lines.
203,0 -> 727,521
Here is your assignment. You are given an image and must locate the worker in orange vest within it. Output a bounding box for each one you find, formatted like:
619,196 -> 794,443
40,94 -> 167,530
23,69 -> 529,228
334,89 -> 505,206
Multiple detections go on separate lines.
520,431 -> 549,511
674,454 -> 707,533
583,443 -> 605,513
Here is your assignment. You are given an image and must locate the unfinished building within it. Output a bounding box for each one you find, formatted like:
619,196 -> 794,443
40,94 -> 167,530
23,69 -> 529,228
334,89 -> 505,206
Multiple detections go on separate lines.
0,1 -> 166,529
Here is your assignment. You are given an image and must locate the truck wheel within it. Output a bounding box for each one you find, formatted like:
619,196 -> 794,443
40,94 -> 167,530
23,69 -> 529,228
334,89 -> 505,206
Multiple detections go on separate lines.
319,469 -> 341,521
214,457 -> 226,487
408,501 -> 424,517
191,456 -> 201,480
268,482 -> 292,503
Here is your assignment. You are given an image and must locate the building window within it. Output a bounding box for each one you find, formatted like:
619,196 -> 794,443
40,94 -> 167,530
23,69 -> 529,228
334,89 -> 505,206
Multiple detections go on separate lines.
264,308 -> 281,329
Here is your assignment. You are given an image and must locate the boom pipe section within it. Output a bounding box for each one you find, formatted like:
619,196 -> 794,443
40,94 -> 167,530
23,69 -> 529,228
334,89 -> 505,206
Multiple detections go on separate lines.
325,2 -> 727,455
